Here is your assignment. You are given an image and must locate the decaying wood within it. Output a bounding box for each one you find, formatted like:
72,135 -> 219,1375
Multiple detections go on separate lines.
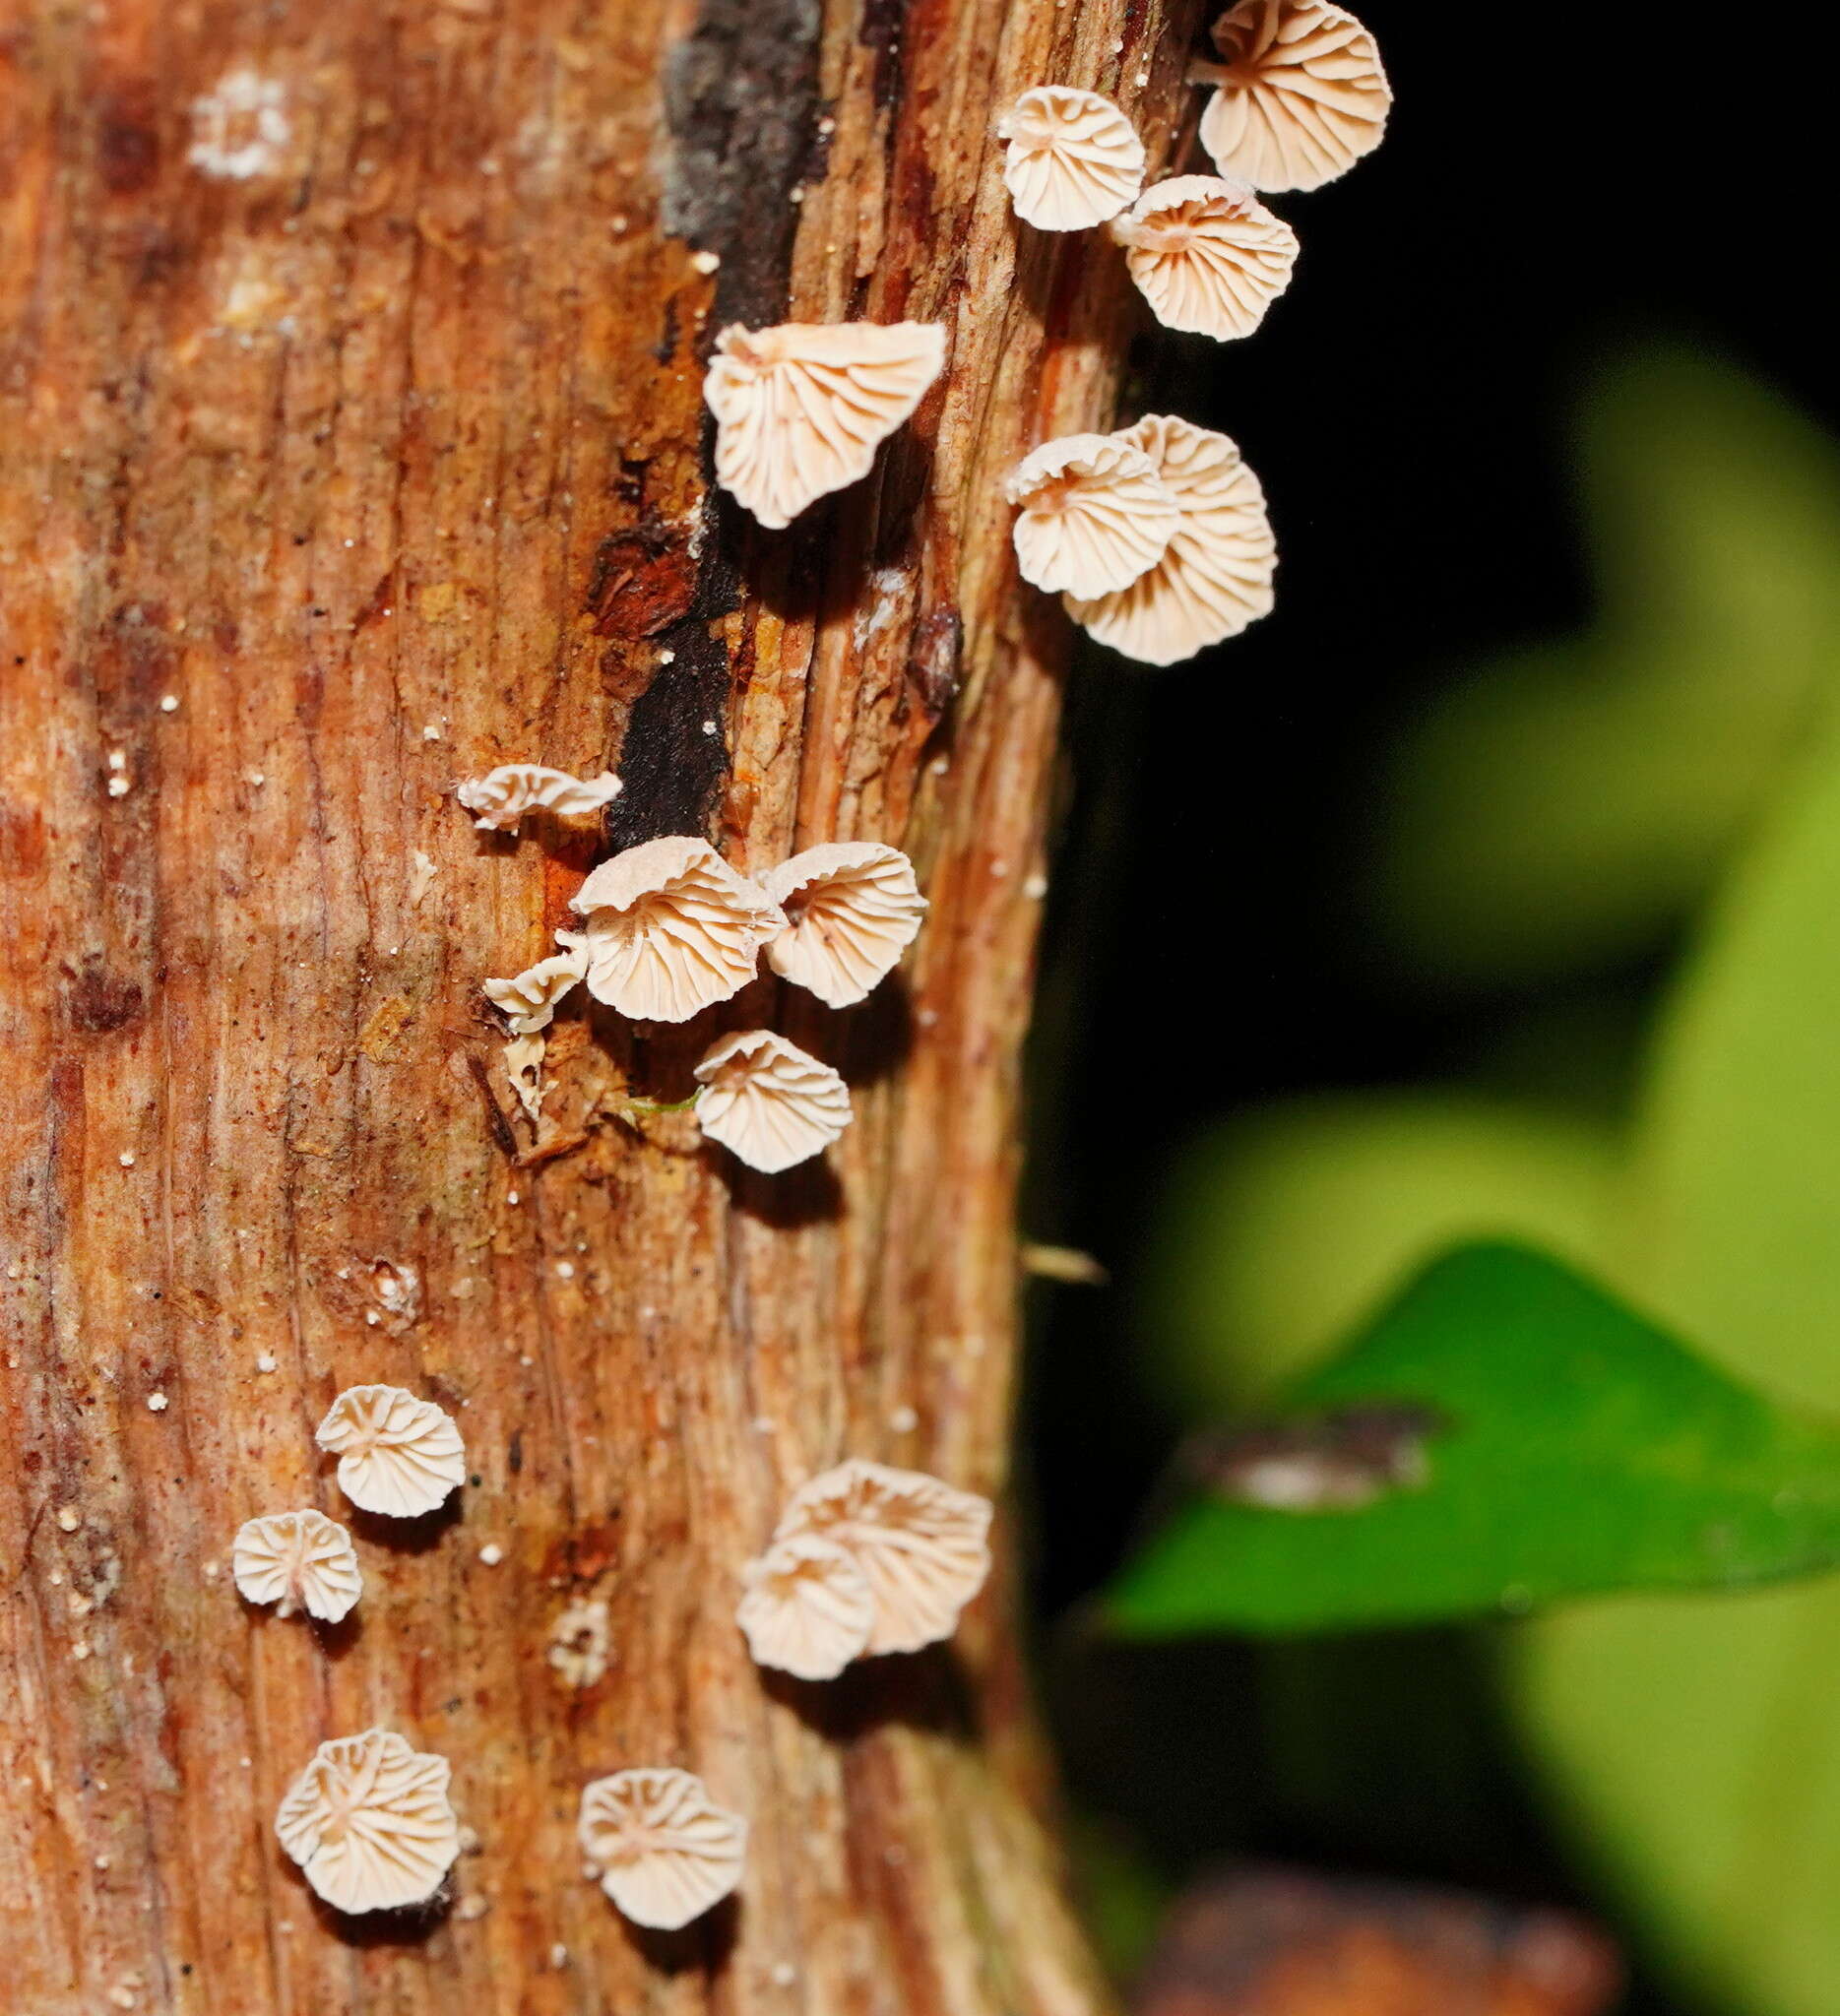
0,0 -> 1200,2009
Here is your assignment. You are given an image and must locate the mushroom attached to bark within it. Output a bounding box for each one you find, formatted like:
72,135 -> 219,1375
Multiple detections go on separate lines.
997,85 -> 1146,230
758,842 -> 927,1008
704,321 -> 947,529
315,1385 -> 468,1519
232,1509 -> 363,1623
1110,174 -> 1300,340
1065,414 -> 1276,665
454,764 -> 622,832
577,1768 -> 748,1930
482,950 -> 588,1035
1193,0 -> 1391,193
556,837 -> 787,1024
735,1531 -> 875,1680
694,1030 -> 853,1174
774,1459 -> 993,1656
1006,433 -> 1178,596
275,1729 -> 462,1914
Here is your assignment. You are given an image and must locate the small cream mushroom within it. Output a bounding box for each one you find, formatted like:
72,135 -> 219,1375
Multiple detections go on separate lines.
997,85 -> 1146,231
1109,174 -> 1300,341
481,950 -> 588,1035
556,837 -> 786,1024
1065,414 -> 1276,665
1006,433 -> 1178,597
275,1729 -> 462,1914
758,842 -> 927,1008
735,1532 -> 875,1680
454,764 -> 622,833
1192,0 -> 1391,193
693,1031 -> 852,1174
704,321 -> 947,530
231,1509 -> 363,1622
503,1032 -> 548,1123
315,1385 -> 467,1519
577,1768 -> 747,1930
773,1459 -> 993,1656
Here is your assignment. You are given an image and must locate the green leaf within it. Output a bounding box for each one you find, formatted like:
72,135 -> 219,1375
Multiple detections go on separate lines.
1512,713 -> 1840,2016
1108,1242 -> 1840,1638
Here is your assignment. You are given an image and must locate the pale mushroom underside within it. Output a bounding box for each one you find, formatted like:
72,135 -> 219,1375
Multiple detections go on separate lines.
1065,412 -> 1276,665
231,1509 -> 363,1622
275,1730 -> 461,1915
759,841 -> 927,1008
1007,433 -> 1179,597
454,764 -> 622,832
578,1768 -> 748,1930
706,322 -> 946,529
1198,0 -> 1391,192
736,1531 -> 876,1679
482,950 -> 588,1035
999,85 -> 1147,230
1114,174 -> 1300,340
694,1030 -> 854,1173
314,1385 -> 468,1520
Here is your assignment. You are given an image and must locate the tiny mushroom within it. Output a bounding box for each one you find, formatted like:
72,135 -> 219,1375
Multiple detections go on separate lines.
556,837 -> 787,1023
997,85 -> 1146,231
577,1768 -> 748,1930
773,1459 -> 993,1657
481,949 -> 588,1035
694,1031 -> 852,1173
231,1509 -> 363,1623
757,842 -> 927,1008
275,1729 -> 462,1914
1065,414 -> 1276,665
1109,174 -> 1300,341
704,321 -> 947,529
315,1384 -> 468,1519
1005,432 -> 1178,597
1192,0 -> 1391,193
735,1531 -> 875,1680
455,764 -> 622,833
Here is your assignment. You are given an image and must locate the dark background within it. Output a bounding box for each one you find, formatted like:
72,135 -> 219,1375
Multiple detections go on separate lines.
1019,9 -> 1836,2006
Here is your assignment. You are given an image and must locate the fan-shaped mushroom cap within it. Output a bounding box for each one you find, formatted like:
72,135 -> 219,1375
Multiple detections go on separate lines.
481,950 -> 588,1035
997,85 -> 1146,231
232,1509 -> 363,1622
694,1030 -> 853,1174
454,764 -> 622,832
774,1459 -> 993,1656
1110,174 -> 1299,340
275,1729 -> 461,1914
1196,0 -> 1390,193
736,1531 -> 875,1679
557,837 -> 787,1024
1065,414 -> 1276,666
577,1768 -> 748,1930
758,842 -> 927,1008
314,1385 -> 467,1519
1006,433 -> 1178,597
705,321 -> 946,530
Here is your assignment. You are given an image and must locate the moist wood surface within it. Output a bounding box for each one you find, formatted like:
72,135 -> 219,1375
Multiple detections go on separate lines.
0,0 -> 1200,2009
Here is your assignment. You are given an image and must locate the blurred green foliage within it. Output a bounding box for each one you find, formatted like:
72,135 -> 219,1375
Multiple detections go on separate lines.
1121,350 -> 1840,2015
1111,1244 -> 1840,1636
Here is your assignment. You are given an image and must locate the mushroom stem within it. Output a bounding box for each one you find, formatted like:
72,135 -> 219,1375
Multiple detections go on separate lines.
1187,59 -> 1234,87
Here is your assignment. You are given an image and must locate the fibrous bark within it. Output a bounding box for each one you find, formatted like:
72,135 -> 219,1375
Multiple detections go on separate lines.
0,0 -> 1198,2008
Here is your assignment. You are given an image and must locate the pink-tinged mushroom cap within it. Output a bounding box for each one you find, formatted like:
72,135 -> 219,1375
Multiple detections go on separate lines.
578,1768 -> 747,1930
275,1730 -> 461,1914
694,1030 -> 853,1173
1110,174 -> 1300,340
997,85 -> 1146,230
758,841 -> 927,1008
1006,432 -> 1178,597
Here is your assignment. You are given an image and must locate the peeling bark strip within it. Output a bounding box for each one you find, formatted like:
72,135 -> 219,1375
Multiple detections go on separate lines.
1,1 -> 1201,2012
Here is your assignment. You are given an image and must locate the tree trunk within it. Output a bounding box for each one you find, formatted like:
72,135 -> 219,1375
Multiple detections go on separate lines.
0,1 -> 1197,2009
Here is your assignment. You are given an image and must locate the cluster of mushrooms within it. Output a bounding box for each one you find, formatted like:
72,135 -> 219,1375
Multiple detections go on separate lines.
240,1384 -> 993,1924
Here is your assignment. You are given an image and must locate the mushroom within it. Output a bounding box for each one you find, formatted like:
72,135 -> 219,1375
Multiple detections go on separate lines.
1192,0 -> 1391,193
1109,174 -> 1300,341
231,1509 -> 363,1622
735,1531 -> 875,1680
996,85 -> 1146,231
1064,414 -> 1276,665
577,1768 -> 748,1930
693,1031 -> 853,1174
704,321 -> 947,529
454,764 -> 622,833
314,1385 -> 467,1519
1006,433 -> 1179,596
481,950 -> 588,1035
275,1729 -> 462,1914
555,837 -> 787,1024
757,842 -> 927,1008
773,1459 -> 993,1656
